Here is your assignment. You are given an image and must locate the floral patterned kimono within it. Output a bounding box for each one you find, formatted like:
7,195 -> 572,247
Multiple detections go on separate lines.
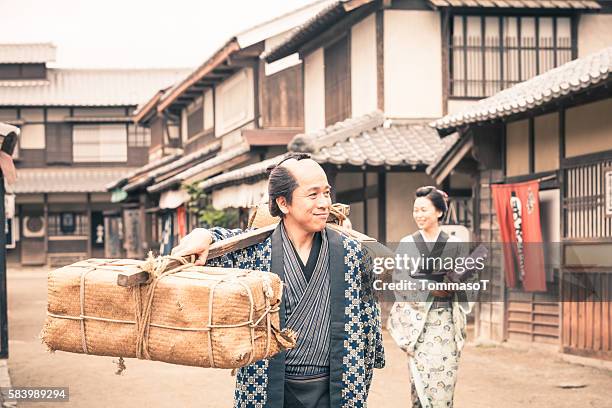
388,231 -> 474,408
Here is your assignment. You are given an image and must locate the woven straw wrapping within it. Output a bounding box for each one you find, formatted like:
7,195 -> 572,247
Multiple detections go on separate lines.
41,258 -> 292,369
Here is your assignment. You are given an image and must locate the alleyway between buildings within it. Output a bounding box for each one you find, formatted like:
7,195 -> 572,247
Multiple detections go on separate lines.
5,265 -> 612,407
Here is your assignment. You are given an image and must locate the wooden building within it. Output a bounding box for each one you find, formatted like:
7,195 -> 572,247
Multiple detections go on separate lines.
0,43 -> 188,265
111,0 -> 612,251
108,1 -> 333,255
430,46 -> 612,361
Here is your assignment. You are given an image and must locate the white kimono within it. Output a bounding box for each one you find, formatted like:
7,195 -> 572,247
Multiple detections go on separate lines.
388,231 -> 474,408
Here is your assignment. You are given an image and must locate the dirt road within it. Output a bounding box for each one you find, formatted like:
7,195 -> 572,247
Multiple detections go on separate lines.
6,265 -> 611,407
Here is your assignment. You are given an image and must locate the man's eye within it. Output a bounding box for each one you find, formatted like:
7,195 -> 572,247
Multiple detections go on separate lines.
323,191 -> 331,197
309,193 -> 317,198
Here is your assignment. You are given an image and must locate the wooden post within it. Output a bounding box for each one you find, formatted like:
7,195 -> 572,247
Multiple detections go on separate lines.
139,193 -> 146,259
378,171 -> 386,243
558,107 -> 566,352
0,170 -> 8,358
86,193 -> 92,258
43,193 -> 48,264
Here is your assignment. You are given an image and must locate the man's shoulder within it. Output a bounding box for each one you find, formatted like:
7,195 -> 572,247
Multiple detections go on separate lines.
326,226 -> 363,252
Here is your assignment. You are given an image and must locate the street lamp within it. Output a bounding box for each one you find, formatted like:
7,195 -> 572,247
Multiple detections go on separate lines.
0,122 -> 19,359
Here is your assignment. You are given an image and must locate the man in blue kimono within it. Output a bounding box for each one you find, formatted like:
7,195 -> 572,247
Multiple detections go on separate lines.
172,154 -> 385,408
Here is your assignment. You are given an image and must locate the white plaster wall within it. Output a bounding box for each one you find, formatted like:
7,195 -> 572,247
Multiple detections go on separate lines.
265,31 -> 302,76
214,68 -> 255,137
180,108 -> 188,144
19,124 -> 45,149
566,98 -> 612,157
204,89 -> 214,131
304,48 -> 325,133
384,10 -> 443,119
578,15 -> 612,57
505,119 -> 530,177
351,14 -> 378,117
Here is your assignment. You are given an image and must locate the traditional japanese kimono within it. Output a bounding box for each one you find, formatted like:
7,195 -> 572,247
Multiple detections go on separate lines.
388,231 -> 474,408
206,222 -> 385,408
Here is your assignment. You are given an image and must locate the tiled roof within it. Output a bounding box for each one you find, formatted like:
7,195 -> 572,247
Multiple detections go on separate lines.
151,1 -> 332,115
11,167 -> 135,194
0,68 -> 191,107
290,111 -> 459,167
428,0 -> 600,9
199,154 -> 288,190
426,134 -> 474,185
147,144 -> 251,193
122,142 -> 221,192
0,43 -> 56,63
265,0 -> 375,63
432,46 -> 612,134
105,153 -> 181,191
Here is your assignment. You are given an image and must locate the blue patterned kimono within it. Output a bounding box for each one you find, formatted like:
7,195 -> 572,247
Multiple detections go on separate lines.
206,223 -> 385,408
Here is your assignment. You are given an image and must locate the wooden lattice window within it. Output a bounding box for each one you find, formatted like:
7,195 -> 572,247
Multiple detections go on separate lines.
450,15 -> 575,98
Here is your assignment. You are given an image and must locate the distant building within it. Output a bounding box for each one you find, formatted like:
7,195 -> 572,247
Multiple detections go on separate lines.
107,0 -> 334,257
431,46 -> 612,361
0,43 -> 189,265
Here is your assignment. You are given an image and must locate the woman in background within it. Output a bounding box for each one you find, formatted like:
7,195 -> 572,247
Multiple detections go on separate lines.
388,186 -> 473,408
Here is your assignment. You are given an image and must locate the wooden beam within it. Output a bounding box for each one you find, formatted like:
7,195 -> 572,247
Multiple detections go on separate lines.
116,213 -> 387,287
378,171 -> 386,243
116,224 -> 277,287
43,193 -> 48,264
242,129 -> 300,146
226,56 -> 258,68
212,67 -> 236,74
158,39 -> 240,112
133,91 -> 163,124
182,91 -> 203,98
86,193 -> 92,258
253,59 -> 260,128
376,10 -> 385,112
441,9 -> 450,116
298,2 -> 377,59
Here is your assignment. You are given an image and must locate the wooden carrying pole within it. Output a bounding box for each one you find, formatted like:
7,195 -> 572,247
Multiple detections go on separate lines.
117,224 -> 278,287
117,203 -> 387,288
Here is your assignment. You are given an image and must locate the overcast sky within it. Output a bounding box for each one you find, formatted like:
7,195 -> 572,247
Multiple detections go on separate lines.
2,0 -> 315,69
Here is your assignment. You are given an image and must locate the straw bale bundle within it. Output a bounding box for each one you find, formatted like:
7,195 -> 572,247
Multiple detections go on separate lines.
41,257 -> 295,369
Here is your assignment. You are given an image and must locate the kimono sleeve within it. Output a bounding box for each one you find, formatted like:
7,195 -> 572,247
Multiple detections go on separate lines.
206,226 -> 254,268
393,238 -> 428,303
208,226 -> 244,242
359,246 -> 385,370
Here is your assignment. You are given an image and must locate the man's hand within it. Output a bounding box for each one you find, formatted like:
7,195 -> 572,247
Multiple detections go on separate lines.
170,228 -> 213,266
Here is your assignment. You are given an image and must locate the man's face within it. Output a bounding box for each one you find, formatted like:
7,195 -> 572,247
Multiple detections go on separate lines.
279,159 -> 332,233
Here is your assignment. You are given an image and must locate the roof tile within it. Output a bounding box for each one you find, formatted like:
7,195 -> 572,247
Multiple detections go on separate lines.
0,68 -> 190,107
292,112 -> 459,167
432,47 -> 612,133
12,167 -> 134,194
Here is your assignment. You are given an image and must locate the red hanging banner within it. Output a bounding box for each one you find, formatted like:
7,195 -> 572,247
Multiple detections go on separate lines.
491,180 -> 546,292
177,205 -> 186,239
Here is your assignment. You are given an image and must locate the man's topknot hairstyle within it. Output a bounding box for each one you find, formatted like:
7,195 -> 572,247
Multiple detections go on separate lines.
267,153 -> 311,217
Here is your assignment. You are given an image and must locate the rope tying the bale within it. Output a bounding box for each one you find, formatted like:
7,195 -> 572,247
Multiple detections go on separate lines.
46,254 -> 296,372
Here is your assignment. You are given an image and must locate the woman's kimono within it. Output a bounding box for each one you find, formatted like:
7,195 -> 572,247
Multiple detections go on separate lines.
388,231 -> 474,408
206,224 -> 385,408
